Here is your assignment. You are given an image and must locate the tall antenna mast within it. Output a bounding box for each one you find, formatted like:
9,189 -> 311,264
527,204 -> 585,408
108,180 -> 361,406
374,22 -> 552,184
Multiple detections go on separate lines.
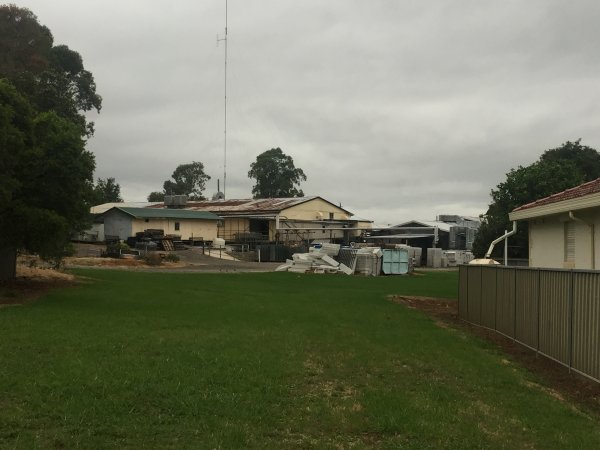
218,0 -> 228,199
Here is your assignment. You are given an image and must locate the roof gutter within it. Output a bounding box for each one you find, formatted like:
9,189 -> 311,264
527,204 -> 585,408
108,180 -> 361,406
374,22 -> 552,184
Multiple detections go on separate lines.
569,211 -> 595,270
485,221 -> 517,260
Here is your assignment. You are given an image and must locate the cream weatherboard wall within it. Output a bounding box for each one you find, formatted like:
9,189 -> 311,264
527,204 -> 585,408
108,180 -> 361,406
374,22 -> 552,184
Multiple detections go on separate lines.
130,218 -> 218,241
103,209 -> 218,241
281,198 -> 351,221
528,210 -> 599,270
216,198 -> 361,242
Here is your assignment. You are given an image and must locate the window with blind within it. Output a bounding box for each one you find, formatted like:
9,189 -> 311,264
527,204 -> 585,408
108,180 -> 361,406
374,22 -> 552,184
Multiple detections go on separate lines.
564,222 -> 575,263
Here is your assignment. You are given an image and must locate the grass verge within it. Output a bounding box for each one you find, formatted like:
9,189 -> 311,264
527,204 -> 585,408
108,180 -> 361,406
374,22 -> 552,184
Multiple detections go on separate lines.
1,270 -> 599,449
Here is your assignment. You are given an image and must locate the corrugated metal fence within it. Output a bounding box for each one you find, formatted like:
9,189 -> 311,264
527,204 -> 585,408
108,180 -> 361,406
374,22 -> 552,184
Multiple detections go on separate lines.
459,265 -> 600,383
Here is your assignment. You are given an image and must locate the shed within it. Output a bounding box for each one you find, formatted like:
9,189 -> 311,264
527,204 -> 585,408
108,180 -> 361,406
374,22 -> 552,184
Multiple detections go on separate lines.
102,207 -> 220,242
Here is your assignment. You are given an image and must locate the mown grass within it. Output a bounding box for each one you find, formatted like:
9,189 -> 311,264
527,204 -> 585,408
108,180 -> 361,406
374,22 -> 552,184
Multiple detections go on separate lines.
1,270 -> 599,449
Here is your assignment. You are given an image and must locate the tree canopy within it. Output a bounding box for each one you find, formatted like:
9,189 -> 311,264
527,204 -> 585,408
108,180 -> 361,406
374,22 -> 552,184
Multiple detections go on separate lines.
0,5 -> 101,137
472,140 -> 600,258
0,6 -> 100,278
148,162 -> 211,201
147,191 -> 165,202
0,80 -> 95,262
248,148 -> 307,198
92,177 -> 122,204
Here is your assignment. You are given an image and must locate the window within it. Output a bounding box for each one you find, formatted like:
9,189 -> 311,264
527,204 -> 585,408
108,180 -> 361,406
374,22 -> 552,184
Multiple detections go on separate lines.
329,212 -> 334,220
175,222 -> 180,231
564,222 -> 575,263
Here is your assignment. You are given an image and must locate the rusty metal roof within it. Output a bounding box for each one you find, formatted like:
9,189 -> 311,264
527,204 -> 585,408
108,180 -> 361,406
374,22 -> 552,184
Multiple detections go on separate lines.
149,196 -> 353,216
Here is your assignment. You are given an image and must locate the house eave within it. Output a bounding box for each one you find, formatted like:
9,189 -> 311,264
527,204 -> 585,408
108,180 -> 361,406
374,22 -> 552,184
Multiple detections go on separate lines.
509,192 -> 600,221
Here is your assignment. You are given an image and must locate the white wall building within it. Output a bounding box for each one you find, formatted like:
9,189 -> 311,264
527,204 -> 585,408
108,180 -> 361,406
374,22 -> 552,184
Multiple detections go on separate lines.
509,179 -> 600,270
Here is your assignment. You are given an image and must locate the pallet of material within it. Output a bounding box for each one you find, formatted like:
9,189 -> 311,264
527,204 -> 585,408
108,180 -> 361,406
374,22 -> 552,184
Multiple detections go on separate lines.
161,239 -> 175,251
275,250 -> 352,275
308,243 -> 341,257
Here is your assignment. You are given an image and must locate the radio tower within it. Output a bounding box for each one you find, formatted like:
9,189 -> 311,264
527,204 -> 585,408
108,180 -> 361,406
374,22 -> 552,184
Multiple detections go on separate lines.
217,0 -> 228,198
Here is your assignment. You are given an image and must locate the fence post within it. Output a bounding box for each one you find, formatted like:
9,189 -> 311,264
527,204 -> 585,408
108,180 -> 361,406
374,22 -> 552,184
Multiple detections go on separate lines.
568,270 -> 574,373
494,266 -> 498,331
459,265 -> 467,320
457,266 -> 461,318
513,267 -> 517,342
465,265 -> 468,319
480,266 -> 483,324
537,269 -> 541,356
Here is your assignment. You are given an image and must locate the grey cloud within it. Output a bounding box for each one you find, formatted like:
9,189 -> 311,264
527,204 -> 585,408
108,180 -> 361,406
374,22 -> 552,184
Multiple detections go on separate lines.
16,0 -> 600,223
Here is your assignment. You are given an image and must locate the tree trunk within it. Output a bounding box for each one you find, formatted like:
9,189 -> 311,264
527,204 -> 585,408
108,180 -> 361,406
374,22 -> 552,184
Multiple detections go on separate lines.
0,247 -> 17,282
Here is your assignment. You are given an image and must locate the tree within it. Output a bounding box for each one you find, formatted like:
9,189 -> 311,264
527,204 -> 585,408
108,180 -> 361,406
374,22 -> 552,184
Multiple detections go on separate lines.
0,5 -> 52,76
147,162 -> 210,201
163,162 -> 210,200
147,191 -> 165,202
540,139 -> 600,181
0,5 -> 101,137
0,6 -> 100,279
248,148 -> 307,198
472,140 -> 600,258
0,81 -> 96,271
92,177 -> 122,204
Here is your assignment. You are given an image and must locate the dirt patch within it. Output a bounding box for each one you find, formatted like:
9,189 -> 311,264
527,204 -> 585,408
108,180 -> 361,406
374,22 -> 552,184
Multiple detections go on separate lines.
1,266 -> 77,306
17,266 -> 75,282
63,256 -> 184,268
3,249 -> 278,305
389,295 -> 600,415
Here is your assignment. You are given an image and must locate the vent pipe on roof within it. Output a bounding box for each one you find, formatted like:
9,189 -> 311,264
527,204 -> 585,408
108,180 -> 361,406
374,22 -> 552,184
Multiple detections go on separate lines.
569,211 -> 595,270
212,179 -> 225,201
485,221 -> 517,263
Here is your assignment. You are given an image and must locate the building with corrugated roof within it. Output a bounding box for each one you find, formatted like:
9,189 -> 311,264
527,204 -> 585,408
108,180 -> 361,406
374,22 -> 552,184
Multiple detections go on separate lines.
101,207 -> 220,242
365,215 -> 480,265
150,196 -> 372,244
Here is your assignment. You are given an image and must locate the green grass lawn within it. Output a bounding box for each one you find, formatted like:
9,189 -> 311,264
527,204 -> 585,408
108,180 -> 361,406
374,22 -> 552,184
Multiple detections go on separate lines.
1,270 -> 599,449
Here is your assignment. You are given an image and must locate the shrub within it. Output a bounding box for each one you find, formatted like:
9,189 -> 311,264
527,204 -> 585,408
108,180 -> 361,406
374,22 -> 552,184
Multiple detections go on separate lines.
143,252 -> 162,266
105,241 -> 130,256
163,253 -> 180,263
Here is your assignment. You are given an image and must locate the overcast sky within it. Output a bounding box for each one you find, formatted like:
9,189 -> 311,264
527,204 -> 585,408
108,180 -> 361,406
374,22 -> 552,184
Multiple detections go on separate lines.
14,0 -> 600,224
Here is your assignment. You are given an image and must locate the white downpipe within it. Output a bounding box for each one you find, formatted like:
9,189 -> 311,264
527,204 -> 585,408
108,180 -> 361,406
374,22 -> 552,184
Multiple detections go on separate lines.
569,211 -> 595,270
485,221 -> 517,261
504,229 -> 508,267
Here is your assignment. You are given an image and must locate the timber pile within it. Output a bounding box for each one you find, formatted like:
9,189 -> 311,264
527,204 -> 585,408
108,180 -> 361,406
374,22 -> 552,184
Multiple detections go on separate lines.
275,248 -> 353,275
161,239 -> 175,251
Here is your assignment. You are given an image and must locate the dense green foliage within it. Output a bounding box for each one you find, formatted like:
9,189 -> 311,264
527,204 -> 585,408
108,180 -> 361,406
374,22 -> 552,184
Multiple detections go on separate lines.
0,80 -> 95,261
147,191 -> 165,202
0,5 -> 101,271
149,162 -> 211,201
248,147 -> 307,198
1,270 -> 599,448
92,177 -> 122,204
473,140 -> 600,258
0,5 -> 101,136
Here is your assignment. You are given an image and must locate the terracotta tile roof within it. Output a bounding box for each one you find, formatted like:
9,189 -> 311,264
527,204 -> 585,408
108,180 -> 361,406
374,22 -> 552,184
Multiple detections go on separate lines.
513,178 -> 600,212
